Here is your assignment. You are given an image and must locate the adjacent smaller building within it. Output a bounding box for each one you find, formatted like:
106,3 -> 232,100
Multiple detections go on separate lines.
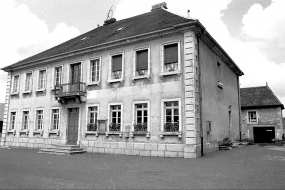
240,85 -> 284,143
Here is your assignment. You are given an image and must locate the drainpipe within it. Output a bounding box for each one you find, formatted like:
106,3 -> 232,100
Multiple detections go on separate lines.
237,76 -> 242,141
197,36 -> 203,156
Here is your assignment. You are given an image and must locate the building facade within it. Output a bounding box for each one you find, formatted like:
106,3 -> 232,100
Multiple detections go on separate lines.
240,85 -> 284,143
1,3 -> 243,158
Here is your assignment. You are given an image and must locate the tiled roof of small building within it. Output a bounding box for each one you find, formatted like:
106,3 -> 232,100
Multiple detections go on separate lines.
240,86 -> 284,109
4,8 -> 191,69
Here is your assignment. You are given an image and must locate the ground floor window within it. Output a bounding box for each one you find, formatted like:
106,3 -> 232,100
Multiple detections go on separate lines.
36,110 -> 44,130
87,106 -> 98,131
162,100 -> 180,132
109,105 -> 121,132
10,112 -> 16,130
51,109 -> 60,130
134,103 -> 148,132
22,111 -> 29,130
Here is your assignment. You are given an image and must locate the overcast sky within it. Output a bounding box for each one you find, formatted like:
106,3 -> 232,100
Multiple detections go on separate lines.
0,0 -> 284,114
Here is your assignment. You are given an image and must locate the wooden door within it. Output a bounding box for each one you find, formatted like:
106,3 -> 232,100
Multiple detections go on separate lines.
68,108 -> 79,144
70,63 -> 81,93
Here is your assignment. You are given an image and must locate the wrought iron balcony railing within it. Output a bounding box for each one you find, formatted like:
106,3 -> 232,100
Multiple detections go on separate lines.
54,82 -> 87,98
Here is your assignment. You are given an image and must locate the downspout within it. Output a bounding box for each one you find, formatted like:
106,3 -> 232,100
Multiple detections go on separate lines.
197,36 -> 203,156
237,76 -> 242,141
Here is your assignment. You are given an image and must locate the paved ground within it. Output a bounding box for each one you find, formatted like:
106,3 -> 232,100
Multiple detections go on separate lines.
0,145 -> 285,189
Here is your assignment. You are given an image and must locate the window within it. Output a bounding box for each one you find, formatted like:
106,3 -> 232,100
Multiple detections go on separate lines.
162,42 -> 180,72
22,111 -> 29,130
54,66 -> 62,86
109,105 -> 121,132
36,110 -> 44,130
10,112 -> 16,130
110,53 -> 123,80
25,73 -> 32,91
90,59 -> 100,82
70,63 -> 81,83
12,75 -> 19,93
38,70 -> 46,89
248,111 -> 257,123
51,109 -> 60,130
87,106 -> 98,131
134,103 -> 148,132
135,48 -> 149,77
161,100 -> 181,132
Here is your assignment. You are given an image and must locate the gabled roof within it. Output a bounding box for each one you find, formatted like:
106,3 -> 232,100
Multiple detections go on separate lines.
2,7 -> 243,76
240,86 -> 284,109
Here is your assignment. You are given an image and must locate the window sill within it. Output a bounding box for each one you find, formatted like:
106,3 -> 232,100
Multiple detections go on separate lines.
159,70 -> 181,77
160,131 -> 182,138
87,81 -> 101,86
36,88 -> 46,92
217,82 -> 223,89
107,79 -> 124,84
33,130 -> 43,136
7,129 -> 16,135
105,131 -> 123,137
48,130 -> 60,136
130,131 -> 150,138
248,122 -> 258,124
22,90 -> 32,94
131,75 -> 151,81
10,92 -> 19,96
19,129 -> 29,135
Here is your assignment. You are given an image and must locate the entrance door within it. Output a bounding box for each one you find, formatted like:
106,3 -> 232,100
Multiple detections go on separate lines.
253,127 -> 275,143
68,108 -> 79,144
70,63 -> 81,93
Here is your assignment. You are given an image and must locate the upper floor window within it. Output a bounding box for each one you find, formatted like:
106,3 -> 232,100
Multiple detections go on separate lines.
10,112 -> 16,130
87,106 -> 98,131
38,70 -> 46,89
248,111 -> 257,123
110,53 -> 124,81
25,73 -> 32,91
51,109 -> 60,130
54,66 -> 62,86
162,42 -> 180,73
135,48 -> 149,77
22,111 -> 29,130
36,110 -> 44,130
12,75 -> 19,93
70,63 -> 81,83
109,104 -> 122,132
90,59 -> 100,82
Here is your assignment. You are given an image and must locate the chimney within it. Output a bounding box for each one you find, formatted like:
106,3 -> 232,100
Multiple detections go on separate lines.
151,2 -> 167,11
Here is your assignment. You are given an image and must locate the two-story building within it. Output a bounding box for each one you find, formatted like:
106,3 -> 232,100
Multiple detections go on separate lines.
0,3 -> 243,158
240,85 -> 284,143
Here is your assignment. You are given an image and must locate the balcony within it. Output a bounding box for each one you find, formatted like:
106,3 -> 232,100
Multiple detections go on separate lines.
54,82 -> 86,104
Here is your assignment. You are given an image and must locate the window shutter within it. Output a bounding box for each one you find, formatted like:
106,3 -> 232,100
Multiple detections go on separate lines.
164,44 -> 178,64
136,50 -> 148,70
112,55 -> 122,72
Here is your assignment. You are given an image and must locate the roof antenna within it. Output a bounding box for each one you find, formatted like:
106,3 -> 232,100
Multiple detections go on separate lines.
106,5 -> 114,20
187,10 -> 190,18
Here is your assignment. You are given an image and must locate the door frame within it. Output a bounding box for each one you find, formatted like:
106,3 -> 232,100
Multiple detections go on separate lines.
253,126 -> 276,143
68,60 -> 83,83
66,106 -> 81,145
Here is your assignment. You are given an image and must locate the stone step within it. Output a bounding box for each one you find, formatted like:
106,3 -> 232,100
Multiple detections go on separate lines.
38,148 -> 86,155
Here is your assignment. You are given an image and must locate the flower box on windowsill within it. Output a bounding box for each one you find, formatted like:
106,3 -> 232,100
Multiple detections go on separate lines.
10,92 -> 19,96
160,131 -> 182,138
7,129 -> 16,135
130,131 -> 150,138
105,131 -> 123,137
87,81 -> 101,86
36,88 -> 46,92
48,130 -> 60,136
159,70 -> 181,78
33,130 -> 43,136
131,75 -> 151,81
22,90 -> 32,94
107,78 -> 124,84
19,129 -> 29,135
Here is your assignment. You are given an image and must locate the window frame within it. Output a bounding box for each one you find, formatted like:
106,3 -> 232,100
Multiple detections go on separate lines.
160,98 -> 182,133
11,75 -> 20,94
132,47 -> 150,80
159,40 -> 181,76
52,65 -> 63,87
248,110 -> 258,123
21,109 -> 30,130
107,103 -> 123,132
34,108 -> 44,130
23,72 -> 33,93
68,60 -> 83,84
50,107 -> 60,131
132,101 -> 150,133
86,104 -> 100,132
107,52 -> 125,83
9,111 -> 17,130
87,57 -> 101,85
36,68 -> 47,91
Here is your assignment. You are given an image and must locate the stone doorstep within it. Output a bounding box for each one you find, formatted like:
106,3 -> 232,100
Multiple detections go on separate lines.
38,148 -> 86,155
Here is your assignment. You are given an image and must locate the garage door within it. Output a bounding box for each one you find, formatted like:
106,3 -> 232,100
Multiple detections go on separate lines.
253,127 -> 275,143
